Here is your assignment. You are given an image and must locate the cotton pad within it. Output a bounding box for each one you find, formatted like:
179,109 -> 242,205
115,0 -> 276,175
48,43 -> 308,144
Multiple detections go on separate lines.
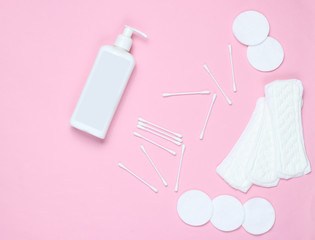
210,195 -> 244,231
265,79 -> 311,178
242,198 -> 275,235
216,98 -> 265,192
233,11 -> 269,46
177,190 -> 213,226
247,37 -> 284,72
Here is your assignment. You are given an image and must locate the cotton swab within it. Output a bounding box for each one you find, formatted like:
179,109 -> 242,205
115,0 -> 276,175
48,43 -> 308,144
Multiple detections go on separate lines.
228,44 -> 237,92
133,132 -> 176,156
137,125 -> 181,146
140,145 -> 168,186
138,121 -> 183,142
203,64 -> 232,105
162,90 -> 210,97
138,117 -> 183,138
175,144 -> 186,192
118,163 -> 158,193
200,94 -> 217,140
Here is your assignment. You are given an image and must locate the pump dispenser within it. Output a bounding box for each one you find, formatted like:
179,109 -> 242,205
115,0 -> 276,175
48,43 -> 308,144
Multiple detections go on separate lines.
114,25 -> 147,51
70,25 -> 147,139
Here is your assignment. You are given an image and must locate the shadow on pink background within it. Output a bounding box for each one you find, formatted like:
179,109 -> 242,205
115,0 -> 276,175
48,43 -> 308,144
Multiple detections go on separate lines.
0,0 -> 314,239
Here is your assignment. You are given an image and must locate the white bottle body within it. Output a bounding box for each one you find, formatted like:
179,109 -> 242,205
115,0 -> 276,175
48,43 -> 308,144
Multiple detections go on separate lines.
70,45 -> 135,139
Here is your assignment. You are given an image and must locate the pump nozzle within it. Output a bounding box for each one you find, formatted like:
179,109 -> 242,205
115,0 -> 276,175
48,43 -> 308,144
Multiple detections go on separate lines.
123,25 -> 148,38
114,25 -> 147,52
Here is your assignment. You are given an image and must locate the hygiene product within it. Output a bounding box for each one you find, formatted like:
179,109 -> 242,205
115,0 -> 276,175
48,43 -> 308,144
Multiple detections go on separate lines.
162,90 -> 210,97
242,198 -> 275,235
233,10 -> 270,46
137,125 -> 182,146
232,10 -> 284,72
70,25 -> 147,139
211,195 -> 245,232
133,132 -> 176,156
174,144 -> 186,192
138,118 -> 183,138
177,190 -> 213,226
118,163 -> 158,193
203,64 -> 232,105
217,80 -> 311,192
247,37 -> 284,72
177,191 -> 275,235
216,98 -> 265,192
140,145 -> 168,187
228,44 -> 237,92
200,93 -> 217,140
265,80 -> 310,178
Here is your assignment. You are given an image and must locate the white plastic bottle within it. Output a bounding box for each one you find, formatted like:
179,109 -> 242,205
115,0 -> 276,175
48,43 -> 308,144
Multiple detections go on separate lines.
70,25 -> 147,139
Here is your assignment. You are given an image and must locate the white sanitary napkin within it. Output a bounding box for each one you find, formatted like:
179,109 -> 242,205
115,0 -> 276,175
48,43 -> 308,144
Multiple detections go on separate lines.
217,79 -> 311,192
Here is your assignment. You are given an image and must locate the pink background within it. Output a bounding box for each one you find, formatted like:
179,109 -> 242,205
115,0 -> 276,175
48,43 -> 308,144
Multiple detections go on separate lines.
0,0 -> 314,239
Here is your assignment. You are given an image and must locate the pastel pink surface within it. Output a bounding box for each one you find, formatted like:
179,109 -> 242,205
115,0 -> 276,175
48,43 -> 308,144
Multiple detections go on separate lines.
0,0 -> 314,239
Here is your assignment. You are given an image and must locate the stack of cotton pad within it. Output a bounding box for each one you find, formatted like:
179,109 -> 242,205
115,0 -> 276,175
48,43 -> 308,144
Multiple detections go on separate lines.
177,190 -> 275,235
217,79 -> 311,192
233,10 -> 284,71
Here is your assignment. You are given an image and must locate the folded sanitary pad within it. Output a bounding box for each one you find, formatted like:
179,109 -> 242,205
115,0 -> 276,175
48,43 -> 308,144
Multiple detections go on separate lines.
247,100 -> 279,188
265,80 -> 310,178
217,79 -> 311,192
216,98 -> 264,192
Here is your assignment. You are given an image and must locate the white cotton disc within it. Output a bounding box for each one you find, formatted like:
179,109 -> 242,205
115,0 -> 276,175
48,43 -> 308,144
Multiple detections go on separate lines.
233,11 -> 270,46
177,190 -> 213,226
247,37 -> 284,72
210,195 -> 244,231
242,198 -> 275,235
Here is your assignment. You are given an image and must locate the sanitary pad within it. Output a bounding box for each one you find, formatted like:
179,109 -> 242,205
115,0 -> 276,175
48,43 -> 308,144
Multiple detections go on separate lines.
247,101 -> 279,187
217,79 -> 310,192
216,98 -> 264,192
265,80 -> 310,178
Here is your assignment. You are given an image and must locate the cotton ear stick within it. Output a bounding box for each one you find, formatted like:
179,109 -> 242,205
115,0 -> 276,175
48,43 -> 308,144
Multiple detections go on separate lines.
118,163 -> 158,193
162,90 -> 210,97
133,132 -> 176,156
140,145 -> 168,186
175,144 -> 186,192
200,94 -> 217,140
137,125 -> 181,146
138,122 -> 183,142
228,44 -> 237,92
138,118 -> 182,138
203,64 -> 232,105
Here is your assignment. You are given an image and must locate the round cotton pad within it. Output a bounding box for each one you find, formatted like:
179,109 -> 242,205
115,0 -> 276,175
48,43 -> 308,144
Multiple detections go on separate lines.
242,198 -> 275,235
211,195 -> 244,231
233,11 -> 269,46
247,37 -> 284,72
177,190 -> 213,226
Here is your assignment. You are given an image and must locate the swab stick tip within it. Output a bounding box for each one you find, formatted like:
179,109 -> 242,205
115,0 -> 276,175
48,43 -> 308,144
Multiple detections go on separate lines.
200,94 -> 217,140
138,118 -> 183,138
137,125 -> 181,146
162,179 -> 168,187
162,90 -> 211,97
134,132 -> 176,156
228,44 -> 237,93
203,64 -> 232,105
118,163 -> 158,193
138,122 -> 183,142
140,145 -> 168,187
174,144 -> 186,192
